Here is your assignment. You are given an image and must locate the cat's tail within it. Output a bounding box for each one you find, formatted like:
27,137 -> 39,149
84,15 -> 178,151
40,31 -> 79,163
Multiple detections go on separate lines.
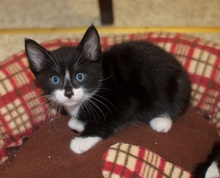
193,142 -> 220,178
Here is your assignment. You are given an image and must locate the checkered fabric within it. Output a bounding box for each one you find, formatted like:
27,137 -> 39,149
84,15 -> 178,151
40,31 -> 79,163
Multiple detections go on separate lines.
102,142 -> 192,178
0,33 -> 219,165
0,39 -> 79,164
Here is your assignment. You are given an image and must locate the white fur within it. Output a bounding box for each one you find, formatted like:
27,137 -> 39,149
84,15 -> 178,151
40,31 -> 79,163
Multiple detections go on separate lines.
70,136 -> 102,154
53,88 -> 85,106
150,116 -> 172,133
65,70 -> 70,81
65,102 -> 86,132
205,161 -> 220,178
66,105 -> 81,118
68,117 -> 85,132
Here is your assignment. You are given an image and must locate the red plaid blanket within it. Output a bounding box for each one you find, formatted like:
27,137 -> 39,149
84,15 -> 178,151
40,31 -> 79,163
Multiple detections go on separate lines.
0,33 -> 220,167
102,143 -> 192,178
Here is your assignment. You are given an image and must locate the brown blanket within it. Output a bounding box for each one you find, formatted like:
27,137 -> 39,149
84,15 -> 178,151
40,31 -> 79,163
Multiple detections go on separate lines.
0,107 -> 219,177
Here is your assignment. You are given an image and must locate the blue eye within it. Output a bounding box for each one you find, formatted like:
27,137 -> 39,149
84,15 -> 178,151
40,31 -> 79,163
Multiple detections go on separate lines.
51,76 -> 60,85
76,73 -> 85,82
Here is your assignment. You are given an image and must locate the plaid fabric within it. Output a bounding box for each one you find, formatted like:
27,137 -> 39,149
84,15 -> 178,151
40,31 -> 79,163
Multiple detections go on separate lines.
0,33 -> 219,166
102,142 -> 192,178
0,39 -> 78,164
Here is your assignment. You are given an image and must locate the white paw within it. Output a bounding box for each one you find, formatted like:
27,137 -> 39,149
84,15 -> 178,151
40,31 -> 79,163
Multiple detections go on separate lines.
68,117 -> 85,132
150,116 -> 172,133
70,136 -> 102,154
205,162 -> 220,178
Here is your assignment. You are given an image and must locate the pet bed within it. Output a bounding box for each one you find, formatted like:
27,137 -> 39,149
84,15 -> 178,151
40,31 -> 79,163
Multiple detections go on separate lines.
0,32 -> 220,177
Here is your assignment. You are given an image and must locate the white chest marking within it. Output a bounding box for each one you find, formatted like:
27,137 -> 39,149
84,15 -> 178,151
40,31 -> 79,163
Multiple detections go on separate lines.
67,105 -> 85,132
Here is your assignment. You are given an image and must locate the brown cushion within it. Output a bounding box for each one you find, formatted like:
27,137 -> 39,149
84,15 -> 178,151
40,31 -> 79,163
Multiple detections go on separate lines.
0,107 -> 219,177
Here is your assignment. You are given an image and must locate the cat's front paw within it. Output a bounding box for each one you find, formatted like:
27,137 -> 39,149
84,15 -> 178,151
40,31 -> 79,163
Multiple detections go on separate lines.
68,117 -> 85,132
150,116 -> 172,133
70,136 -> 102,154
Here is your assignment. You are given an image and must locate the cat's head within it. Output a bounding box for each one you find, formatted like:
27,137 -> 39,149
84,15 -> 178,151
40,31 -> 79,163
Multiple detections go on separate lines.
25,25 -> 102,108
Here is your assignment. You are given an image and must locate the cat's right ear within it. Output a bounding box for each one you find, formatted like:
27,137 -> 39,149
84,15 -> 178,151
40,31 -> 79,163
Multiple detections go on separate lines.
77,25 -> 101,61
25,39 -> 50,73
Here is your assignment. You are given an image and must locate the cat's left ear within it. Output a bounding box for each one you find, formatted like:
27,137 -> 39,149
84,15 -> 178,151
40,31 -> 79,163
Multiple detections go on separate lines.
78,25 -> 101,61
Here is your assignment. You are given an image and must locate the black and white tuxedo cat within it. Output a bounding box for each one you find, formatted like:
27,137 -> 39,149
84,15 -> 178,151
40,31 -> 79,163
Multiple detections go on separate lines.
25,25 -> 219,178
25,24 -> 191,154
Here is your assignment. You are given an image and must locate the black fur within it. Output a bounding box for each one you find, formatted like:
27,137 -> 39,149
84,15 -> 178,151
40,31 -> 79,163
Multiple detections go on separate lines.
25,25 -> 191,143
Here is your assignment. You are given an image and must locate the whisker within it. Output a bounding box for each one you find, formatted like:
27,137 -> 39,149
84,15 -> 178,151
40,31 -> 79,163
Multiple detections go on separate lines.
75,50 -> 87,68
49,51 -> 60,69
87,99 -> 106,122
92,93 -> 115,111
52,102 -> 61,130
45,100 -> 57,119
84,87 -> 115,112
32,94 -> 61,127
45,101 -> 57,130
76,62 -> 90,69
86,87 -> 114,92
82,100 -> 99,123
90,97 -> 113,118
98,75 -> 113,82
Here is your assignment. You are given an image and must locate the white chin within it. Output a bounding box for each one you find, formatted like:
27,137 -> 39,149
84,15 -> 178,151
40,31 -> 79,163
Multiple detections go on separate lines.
62,100 -> 81,107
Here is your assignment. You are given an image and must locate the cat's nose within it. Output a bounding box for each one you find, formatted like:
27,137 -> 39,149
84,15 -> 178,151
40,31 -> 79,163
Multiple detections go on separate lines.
65,90 -> 74,99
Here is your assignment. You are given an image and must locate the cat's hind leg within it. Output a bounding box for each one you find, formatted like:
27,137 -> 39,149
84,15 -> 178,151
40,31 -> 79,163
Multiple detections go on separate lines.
149,115 -> 172,133
205,161 -> 220,178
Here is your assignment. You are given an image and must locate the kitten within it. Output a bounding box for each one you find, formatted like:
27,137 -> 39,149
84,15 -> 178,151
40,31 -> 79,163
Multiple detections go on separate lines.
25,25 -> 191,155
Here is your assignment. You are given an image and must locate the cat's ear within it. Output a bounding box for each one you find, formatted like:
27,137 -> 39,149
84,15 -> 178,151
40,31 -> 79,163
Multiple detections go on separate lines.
78,25 -> 101,61
25,39 -> 51,72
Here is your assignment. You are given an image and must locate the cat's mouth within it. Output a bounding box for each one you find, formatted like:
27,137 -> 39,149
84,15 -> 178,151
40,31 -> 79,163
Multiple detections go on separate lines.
52,89 -> 85,107
62,99 -> 81,106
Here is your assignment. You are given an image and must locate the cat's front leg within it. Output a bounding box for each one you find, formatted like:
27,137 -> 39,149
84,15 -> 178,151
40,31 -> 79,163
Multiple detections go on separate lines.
68,117 -> 85,132
70,136 -> 102,154
67,105 -> 86,132
70,121 -> 113,154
